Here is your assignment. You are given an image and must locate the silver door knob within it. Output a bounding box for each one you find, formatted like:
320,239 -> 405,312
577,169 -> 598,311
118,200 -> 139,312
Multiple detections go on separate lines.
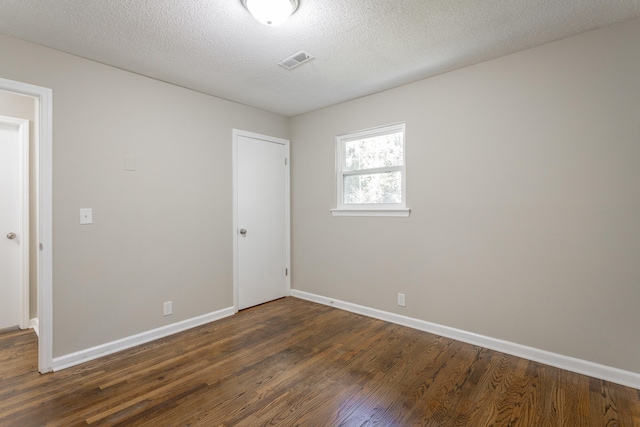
6,232 -> 16,240
240,229 -> 247,237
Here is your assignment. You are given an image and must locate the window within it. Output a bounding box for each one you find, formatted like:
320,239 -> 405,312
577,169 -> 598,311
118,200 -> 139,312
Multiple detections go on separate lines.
332,123 -> 410,217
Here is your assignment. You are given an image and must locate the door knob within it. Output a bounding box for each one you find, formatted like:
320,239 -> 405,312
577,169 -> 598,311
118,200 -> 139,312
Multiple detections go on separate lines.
240,229 -> 247,237
6,232 -> 16,240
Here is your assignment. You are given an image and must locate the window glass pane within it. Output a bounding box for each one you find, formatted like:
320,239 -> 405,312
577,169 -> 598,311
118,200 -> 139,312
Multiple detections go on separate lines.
344,132 -> 403,171
343,171 -> 401,204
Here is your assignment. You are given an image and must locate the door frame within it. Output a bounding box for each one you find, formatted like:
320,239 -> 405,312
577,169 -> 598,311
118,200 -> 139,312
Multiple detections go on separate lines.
0,77 -> 53,373
0,114 -> 30,329
232,129 -> 290,312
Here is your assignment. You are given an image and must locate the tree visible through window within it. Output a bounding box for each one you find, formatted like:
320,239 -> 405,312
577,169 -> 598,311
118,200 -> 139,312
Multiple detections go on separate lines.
333,123 -> 409,216
344,131 -> 403,204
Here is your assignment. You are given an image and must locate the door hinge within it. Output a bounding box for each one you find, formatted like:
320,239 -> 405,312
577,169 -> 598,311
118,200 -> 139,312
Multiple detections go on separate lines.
285,268 -> 288,276
285,157 -> 288,166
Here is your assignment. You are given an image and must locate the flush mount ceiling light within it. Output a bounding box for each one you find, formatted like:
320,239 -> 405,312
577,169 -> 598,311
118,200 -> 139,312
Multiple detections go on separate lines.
241,0 -> 299,26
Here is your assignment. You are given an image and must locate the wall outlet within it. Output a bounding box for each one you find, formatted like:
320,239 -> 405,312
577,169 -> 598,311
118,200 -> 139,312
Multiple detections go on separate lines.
397,293 -> 406,307
163,301 -> 172,316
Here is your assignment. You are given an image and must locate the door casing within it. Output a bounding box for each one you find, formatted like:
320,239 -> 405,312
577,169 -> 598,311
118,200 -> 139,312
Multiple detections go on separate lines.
0,77 -> 53,373
232,129 -> 290,311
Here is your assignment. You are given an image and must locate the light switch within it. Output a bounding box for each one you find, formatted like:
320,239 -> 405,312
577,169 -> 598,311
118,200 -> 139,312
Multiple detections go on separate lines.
80,208 -> 93,225
124,156 -> 136,171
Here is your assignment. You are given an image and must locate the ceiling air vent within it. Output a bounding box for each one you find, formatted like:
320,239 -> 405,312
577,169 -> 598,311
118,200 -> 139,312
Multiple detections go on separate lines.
279,51 -> 314,70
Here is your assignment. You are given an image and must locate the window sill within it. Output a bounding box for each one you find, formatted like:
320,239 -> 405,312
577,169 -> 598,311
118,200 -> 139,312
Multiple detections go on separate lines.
330,208 -> 411,217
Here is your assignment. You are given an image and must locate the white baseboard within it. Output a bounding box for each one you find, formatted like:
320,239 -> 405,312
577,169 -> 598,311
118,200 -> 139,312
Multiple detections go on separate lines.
52,307 -> 236,371
291,289 -> 640,390
29,317 -> 39,337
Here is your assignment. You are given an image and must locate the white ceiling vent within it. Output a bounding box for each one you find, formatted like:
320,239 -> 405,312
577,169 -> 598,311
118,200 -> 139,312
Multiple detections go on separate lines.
279,51 -> 314,70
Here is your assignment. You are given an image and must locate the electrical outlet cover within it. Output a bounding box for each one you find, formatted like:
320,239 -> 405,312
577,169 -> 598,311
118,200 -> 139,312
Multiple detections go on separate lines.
163,301 -> 172,316
397,293 -> 406,307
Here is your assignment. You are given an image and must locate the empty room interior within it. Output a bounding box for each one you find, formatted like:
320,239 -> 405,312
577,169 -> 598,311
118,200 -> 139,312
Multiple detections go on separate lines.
1,1 -> 639,425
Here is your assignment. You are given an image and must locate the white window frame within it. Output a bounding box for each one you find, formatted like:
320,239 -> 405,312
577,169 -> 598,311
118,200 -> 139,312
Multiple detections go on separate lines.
331,122 -> 410,217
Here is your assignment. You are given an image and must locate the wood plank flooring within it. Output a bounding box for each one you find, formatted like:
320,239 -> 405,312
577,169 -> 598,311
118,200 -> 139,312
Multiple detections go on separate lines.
1,297 -> 638,426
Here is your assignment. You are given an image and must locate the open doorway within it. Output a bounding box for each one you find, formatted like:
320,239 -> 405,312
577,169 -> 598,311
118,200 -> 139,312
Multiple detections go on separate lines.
0,77 -> 53,373
0,112 -> 30,331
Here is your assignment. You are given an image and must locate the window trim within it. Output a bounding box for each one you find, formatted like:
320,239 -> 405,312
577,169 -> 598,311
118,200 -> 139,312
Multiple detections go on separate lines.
332,122 -> 410,217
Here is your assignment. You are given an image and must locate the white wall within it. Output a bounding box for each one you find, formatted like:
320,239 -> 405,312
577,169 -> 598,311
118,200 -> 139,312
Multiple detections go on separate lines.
290,18 -> 640,374
0,34 -> 289,357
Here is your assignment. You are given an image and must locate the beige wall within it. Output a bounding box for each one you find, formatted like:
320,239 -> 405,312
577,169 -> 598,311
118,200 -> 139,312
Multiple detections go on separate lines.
290,18 -> 640,373
1,18 -> 638,374
0,34 -> 290,357
0,90 -> 37,319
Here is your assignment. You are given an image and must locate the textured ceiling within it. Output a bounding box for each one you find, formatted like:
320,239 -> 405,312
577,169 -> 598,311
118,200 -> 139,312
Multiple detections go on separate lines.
0,0 -> 638,117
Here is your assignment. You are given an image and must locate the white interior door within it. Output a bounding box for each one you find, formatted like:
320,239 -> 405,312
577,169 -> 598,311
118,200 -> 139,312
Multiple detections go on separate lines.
234,130 -> 290,310
0,116 -> 29,330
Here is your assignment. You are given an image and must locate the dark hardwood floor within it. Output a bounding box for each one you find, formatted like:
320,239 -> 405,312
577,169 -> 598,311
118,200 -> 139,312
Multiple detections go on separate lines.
1,297 -> 638,426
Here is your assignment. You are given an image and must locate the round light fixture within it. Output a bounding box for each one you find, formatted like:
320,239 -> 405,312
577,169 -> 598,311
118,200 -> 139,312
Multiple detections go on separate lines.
241,0 -> 299,26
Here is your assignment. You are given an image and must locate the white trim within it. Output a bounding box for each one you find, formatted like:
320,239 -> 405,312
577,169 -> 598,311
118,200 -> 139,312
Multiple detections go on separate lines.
232,129 -> 291,311
232,130 -> 239,310
284,140 -> 291,296
290,289 -> 640,390
331,208 -> 411,217
0,77 -> 53,374
0,115 -> 30,329
52,306 -> 235,371
30,317 -> 39,337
